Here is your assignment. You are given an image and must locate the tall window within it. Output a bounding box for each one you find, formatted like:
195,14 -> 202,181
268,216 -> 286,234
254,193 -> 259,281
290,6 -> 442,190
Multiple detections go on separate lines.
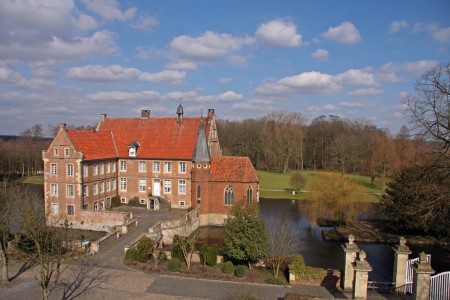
67,205 -> 74,216
164,162 -> 171,173
54,148 -> 59,157
99,163 -> 104,174
83,164 -> 88,176
93,163 -> 98,175
164,180 -> 171,193
51,203 -> 59,214
139,179 -> 146,192
106,162 -> 110,173
139,161 -> 146,172
196,185 -> 201,204
178,180 -> 186,195
106,180 -> 110,191
64,148 -> 70,157
112,179 -> 116,190
94,202 -> 98,210
66,185 -> 74,197
153,162 -> 160,173
120,178 -> 127,191
179,162 -> 186,173
224,185 -> 235,205
82,184 -> 88,196
112,162 -> 116,172
93,183 -> 98,195
100,181 -> 104,193
120,161 -> 127,171
51,183 -> 58,196
50,163 -> 57,176
247,186 -> 253,203
66,164 -> 74,177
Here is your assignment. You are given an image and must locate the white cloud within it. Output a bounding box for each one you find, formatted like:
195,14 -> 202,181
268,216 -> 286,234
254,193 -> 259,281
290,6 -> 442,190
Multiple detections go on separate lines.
323,21 -> 362,44
197,91 -> 243,103
88,90 -> 160,101
169,31 -> 254,63
73,13 -> 99,31
131,16 -> 159,31
432,27 -> 450,43
163,91 -> 198,102
0,67 -> 23,83
312,49 -> 329,61
165,61 -> 198,70
347,88 -> 384,96
82,0 -> 136,21
67,64 -> 140,81
339,101 -> 375,108
218,78 -> 232,85
255,71 -> 342,97
378,60 -> 438,82
389,20 -> 409,33
335,68 -> 378,87
255,19 -> 302,48
139,70 -> 186,85
306,104 -> 338,112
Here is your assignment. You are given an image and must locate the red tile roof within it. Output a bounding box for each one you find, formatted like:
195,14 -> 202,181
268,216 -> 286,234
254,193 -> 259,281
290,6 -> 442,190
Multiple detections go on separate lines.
210,156 -> 258,182
67,130 -> 117,160
97,117 -> 201,159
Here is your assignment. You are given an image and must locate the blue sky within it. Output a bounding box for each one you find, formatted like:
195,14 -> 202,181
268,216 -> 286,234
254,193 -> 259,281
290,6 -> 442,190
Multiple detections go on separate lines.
0,0 -> 449,136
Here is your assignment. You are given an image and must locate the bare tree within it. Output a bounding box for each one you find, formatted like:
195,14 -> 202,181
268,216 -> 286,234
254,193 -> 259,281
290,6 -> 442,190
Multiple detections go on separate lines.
171,230 -> 199,270
265,216 -> 302,278
402,63 -> 450,153
0,183 -> 18,283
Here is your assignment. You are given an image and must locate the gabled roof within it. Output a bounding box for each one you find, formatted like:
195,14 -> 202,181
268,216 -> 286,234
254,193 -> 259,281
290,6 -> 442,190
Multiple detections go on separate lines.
67,130 -> 117,160
210,156 -> 258,182
97,117 -> 201,159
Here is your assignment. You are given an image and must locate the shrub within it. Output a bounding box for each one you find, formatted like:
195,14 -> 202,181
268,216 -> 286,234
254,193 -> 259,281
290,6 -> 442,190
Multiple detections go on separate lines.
128,197 -> 140,207
125,248 -> 138,261
265,276 -> 285,285
171,242 -> 183,261
234,265 -> 247,278
111,195 -> 121,208
136,236 -> 153,263
157,251 -> 167,262
200,244 -> 218,266
168,258 -> 182,272
222,261 -> 234,274
288,254 -> 325,280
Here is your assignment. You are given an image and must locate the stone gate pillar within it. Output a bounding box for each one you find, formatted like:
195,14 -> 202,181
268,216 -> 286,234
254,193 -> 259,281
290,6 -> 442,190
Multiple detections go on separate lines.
393,236 -> 412,293
342,234 -> 359,290
352,250 -> 372,299
412,252 -> 435,300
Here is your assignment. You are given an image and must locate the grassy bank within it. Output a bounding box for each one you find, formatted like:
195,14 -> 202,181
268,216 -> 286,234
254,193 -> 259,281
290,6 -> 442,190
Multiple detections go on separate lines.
257,170 -> 381,202
21,175 -> 44,185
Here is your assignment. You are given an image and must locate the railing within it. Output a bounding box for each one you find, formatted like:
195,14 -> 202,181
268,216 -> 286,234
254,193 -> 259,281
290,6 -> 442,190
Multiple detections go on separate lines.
430,271 -> 450,300
406,254 -> 432,294
368,281 -> 395,293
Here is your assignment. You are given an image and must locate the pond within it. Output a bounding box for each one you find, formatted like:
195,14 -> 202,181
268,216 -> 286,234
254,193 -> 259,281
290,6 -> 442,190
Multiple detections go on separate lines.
198,198 -> 450,281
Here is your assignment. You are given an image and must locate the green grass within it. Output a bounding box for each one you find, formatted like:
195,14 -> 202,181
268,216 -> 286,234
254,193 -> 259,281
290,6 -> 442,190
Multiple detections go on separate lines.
257,170 -> 382,202
21,175 -> 44,185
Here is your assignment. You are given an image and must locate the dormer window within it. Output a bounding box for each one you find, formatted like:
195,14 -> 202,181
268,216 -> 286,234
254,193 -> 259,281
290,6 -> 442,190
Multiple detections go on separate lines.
127,141 -> 140,158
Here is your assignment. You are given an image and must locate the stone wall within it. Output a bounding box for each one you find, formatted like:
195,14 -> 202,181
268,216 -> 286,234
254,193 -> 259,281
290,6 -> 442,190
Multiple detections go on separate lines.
65,209 -> 132,232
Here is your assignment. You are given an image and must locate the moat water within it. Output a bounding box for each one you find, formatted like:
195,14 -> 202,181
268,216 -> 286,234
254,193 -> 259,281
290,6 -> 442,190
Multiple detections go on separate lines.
199,198 -> 450,282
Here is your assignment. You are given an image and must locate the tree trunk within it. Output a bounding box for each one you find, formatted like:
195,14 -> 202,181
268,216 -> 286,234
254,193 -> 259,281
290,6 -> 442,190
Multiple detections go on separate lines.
1,248 -> 8,282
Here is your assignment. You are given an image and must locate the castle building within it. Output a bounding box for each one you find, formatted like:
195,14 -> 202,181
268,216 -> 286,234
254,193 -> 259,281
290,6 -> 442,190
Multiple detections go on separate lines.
42,106 -> 258,229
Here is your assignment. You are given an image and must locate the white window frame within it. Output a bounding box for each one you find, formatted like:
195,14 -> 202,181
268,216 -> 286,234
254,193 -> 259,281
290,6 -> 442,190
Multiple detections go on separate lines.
139,161 -> 146,172
120,178 -> 127,191
93,182 -> 98,195
164,179 -> 171,194
153,161 -> 160,173
179,201 -> 185,208
94,202 -> 98,210
106,180 -> 110,191
83,164 -> 88,177
66,184 -> 74,197
67,205 -> 74,216
100,181 -> 104,193
54,148 -> 59,157
100,201 -> 104,210
112,162 -> 116,172
139,179 -> 146,192
106,197 -> 111,208
51,203 -> 59,214
99,163 -> 104,174
121,198 -> 127,204
164,162 -> 171,173
179,162 -> 186,174
82,184 -> 88,196
106,162 -> 110,173
64,148 -> 69,157
93,163 -> 98,175
50,163 -> 57,176
50,183 -> 58,196
66,164 -> 74,177
120,160 -> 127,172
112,179 -> 116,190
178,180 -> 186,195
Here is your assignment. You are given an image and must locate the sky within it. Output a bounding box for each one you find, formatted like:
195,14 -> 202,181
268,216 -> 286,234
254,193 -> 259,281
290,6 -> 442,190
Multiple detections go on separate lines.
0,0 -> 449,136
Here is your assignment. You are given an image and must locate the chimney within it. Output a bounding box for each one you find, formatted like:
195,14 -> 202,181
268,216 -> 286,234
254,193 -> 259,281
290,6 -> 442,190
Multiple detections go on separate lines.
141,110 -> 150,119
59,123 -> 66,130
100,114 -> 107,122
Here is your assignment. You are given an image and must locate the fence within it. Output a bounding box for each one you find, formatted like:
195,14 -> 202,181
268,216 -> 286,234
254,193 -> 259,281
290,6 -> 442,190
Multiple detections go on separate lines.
406,254 -> 432,294
430,271 -> 450,300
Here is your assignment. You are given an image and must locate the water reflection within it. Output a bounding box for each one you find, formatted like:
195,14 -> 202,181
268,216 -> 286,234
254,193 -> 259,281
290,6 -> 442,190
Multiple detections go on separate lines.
199,198 -> 450,281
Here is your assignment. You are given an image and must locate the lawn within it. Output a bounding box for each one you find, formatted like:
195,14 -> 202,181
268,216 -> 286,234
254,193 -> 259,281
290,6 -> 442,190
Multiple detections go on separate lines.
21,175 -> 44,184
257,170 -> 382,202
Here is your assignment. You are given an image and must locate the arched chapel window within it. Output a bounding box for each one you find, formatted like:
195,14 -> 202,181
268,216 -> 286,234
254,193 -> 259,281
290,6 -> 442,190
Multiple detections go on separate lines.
224,185 -> 235,205
247,186 -> 253,204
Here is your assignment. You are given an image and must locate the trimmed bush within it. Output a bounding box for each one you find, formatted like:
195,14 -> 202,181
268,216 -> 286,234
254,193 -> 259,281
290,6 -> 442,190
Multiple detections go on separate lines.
171,238 -> 183,261
168,258 -> 182,272
288,254 -> 325,280
125,248 -> 138,261
265,276 -> 285,285
128,197 -> 140,207
222,261 -> 234,274
234,265 -> 247,278
136,236 -> 153,263
200,244 -> 218,266
157,251 -> 167,262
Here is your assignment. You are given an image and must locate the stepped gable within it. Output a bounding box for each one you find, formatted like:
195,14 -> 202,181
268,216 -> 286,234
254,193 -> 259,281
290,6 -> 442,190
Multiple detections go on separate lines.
97,117 -> 201,159
67,130 -> 117,160
210,156 -> 258,182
